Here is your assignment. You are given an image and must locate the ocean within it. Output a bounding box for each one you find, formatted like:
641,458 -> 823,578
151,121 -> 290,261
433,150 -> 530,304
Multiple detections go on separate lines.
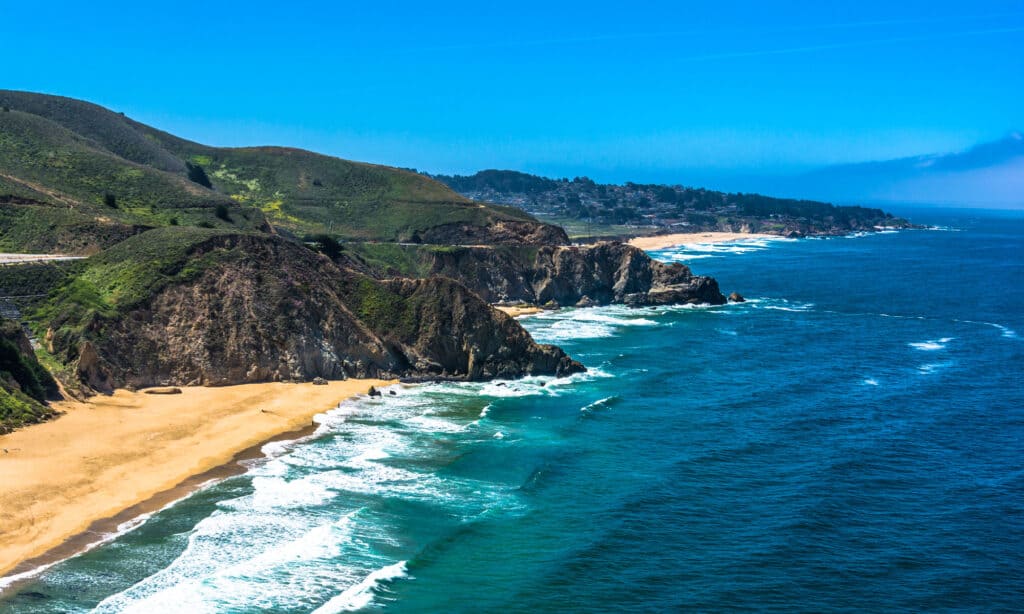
2,206 -> 1022,612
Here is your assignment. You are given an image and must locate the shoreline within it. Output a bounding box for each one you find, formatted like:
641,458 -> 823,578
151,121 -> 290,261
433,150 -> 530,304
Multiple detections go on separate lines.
627,232 -> 777,251
0,379 -> 393,583
494,305 -> 545,318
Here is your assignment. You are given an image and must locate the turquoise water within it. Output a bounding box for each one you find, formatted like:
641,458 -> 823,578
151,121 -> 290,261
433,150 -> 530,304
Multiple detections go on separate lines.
2,207 -> 1022,612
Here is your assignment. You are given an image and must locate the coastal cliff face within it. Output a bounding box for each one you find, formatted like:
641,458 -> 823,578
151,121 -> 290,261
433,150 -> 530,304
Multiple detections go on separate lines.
378,242 -> 726,307
376,277 -> 580,379
39,230 -> 583,394
0,320 -> 59,433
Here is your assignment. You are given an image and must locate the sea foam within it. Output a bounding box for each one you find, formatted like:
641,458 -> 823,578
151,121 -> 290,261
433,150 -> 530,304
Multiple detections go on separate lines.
909,337 -> 953,351
312,561 -> 409,613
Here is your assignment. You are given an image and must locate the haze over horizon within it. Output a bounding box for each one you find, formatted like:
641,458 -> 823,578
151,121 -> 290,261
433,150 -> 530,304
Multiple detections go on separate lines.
4,0 -> 1021,205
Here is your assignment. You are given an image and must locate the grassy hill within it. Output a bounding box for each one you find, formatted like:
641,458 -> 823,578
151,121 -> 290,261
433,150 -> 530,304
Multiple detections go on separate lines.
0,90 -> 535,251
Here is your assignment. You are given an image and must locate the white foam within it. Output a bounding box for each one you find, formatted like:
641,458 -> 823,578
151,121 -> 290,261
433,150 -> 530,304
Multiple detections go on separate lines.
863,378 -> 879,386
0,512 -> 167,593
572,311 -> 658,326
879,313 -> 928,321
917,362 -> 953,375
312,561 -> 409,613
465,367 -> 613,400
94,512 -> 362,613
531,318 -> 616,342
982,322 -> 1018,339
0,477 -> 222,594
909,337 -> 953,351
649,235 -> 796,263
762,301 -> 815,313
748,298 -> 816,314
525,302 -> 743,343
994,324 -> 1018,339
581,396 -> 617,412
405,413 -> 467,433
260,426 -> 325,458
86,384 -> 529,612
479,381 -> 548,397
660,301 -> 723,311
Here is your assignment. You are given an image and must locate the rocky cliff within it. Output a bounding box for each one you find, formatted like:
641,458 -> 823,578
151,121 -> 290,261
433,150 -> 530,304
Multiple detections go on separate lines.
0,319 -> 59,433
39,229 -> 583,394
351,241 -> 726,307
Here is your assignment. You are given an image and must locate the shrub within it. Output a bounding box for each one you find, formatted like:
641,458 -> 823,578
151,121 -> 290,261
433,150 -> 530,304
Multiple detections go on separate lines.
309,234 -> 342,260
169,217 -> 179,226
186,162 -> 213,188
104,192 -> 117,208
214,204 -> 231,222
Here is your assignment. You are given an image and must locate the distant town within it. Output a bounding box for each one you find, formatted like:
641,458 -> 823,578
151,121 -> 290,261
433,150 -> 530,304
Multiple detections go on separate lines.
428,169 -> 910,238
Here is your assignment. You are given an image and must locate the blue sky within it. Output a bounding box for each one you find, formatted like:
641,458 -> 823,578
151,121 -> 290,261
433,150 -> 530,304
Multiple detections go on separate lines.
3,0 -> 1022,185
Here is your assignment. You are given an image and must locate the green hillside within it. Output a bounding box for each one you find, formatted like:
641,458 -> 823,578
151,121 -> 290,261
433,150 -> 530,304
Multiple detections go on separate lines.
1,319 -> 59,433
0,90 -> 535,250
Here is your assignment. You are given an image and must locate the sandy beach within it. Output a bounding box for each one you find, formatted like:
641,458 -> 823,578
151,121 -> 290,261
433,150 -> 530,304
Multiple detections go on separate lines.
494,305 -> 544,317
627,232 -> 776,251
0,379 -> 392,580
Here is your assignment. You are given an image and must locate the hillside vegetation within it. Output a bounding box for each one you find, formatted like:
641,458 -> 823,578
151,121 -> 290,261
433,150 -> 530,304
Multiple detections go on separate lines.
29,227 -> 581,393
0,90 -> 538,251
0,319 -> 59,433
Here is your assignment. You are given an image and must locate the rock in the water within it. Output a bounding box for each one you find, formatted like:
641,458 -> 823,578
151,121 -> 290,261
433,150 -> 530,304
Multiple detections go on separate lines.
728,292 -> 746,303
311,377 -> 328,385
143,387 -> 182,395
368,386 -> 382,397
575,295 -> 597,308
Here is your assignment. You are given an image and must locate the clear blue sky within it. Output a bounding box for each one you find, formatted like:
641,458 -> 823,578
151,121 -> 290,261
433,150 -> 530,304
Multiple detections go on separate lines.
3,1 -> 1022,184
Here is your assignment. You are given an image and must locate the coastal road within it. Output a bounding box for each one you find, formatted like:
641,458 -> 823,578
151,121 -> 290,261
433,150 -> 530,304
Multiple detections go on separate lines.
0,254 -> 84,266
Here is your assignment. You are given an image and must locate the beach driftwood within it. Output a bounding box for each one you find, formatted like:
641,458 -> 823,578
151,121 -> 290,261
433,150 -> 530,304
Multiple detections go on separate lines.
142,387 -> 182,395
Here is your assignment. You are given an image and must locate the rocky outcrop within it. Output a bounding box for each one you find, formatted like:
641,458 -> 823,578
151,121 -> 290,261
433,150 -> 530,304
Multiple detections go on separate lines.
380,277 -> 582,380
44,232 -> 583,393
415,220 -> 570,246
414,241 -> 725,307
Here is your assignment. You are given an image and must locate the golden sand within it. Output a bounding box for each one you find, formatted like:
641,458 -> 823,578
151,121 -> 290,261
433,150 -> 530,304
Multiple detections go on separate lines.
627,232 -> 776,251
494,305 -> 544,317
0,379 -> 392,578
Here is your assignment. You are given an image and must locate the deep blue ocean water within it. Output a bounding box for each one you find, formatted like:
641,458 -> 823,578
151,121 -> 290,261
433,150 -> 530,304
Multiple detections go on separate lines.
2,207 -> 1022,612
